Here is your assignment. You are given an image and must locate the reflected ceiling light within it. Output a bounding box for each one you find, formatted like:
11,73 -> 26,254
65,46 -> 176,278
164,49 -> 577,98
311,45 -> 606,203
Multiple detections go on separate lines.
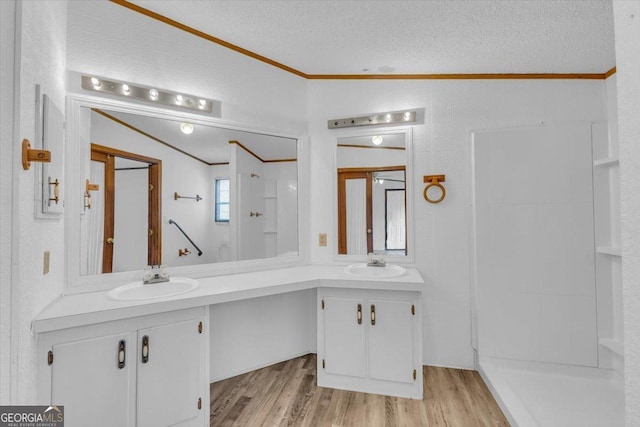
80,75 -> 217,114
371,135 -> 383,145
180,123 -> 194,135
328,109 -> 417,129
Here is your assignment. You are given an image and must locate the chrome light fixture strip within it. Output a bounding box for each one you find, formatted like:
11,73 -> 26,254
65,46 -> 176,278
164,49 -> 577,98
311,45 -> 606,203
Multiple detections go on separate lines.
81,75 -> 214,114
328,110 -> 417,129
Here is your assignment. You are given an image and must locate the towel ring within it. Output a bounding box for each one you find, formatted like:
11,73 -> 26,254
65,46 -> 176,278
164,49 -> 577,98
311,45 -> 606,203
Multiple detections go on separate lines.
423,175 -> 446,204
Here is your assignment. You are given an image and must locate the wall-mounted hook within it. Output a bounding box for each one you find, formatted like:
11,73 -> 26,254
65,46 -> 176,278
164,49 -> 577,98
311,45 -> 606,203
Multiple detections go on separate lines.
178,248 -> 191,257
423,175 -> 446,204
21,139 -> 51,170
249,212 -> 263,217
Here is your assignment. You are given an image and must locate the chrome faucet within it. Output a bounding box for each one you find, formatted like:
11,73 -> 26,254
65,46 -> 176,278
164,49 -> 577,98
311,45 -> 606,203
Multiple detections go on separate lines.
143,265 -> 170,284
367,253 -> 386,267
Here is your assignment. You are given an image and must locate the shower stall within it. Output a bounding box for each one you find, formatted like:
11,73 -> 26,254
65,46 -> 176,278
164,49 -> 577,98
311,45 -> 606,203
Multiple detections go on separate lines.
471,122 -> 624,426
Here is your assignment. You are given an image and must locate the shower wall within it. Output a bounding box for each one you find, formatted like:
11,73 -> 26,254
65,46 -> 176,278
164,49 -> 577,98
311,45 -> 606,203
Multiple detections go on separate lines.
473,124 -> 598,366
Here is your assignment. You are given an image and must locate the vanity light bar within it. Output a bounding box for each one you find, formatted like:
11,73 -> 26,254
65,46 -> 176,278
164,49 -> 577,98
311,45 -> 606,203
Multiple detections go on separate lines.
81,75 -> 214,114
328,110 -> 417,129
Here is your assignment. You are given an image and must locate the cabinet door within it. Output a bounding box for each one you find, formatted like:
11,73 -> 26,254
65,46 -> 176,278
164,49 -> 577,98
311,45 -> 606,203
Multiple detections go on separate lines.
51,333 -> 134,427
137,319 -> 202,427
323,297 -> 366,377
368,299 -> 415,383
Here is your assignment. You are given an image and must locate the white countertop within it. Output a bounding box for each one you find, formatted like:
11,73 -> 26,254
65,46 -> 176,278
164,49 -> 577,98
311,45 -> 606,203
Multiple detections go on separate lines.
33,265 -> 424,333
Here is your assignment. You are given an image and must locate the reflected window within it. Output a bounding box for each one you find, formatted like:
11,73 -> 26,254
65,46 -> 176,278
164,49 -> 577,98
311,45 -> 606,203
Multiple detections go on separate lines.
215,178 -> 230,222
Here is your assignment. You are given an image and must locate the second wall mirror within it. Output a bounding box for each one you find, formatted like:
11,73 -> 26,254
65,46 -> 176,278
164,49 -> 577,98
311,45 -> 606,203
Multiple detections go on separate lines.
335,128 -> 414,261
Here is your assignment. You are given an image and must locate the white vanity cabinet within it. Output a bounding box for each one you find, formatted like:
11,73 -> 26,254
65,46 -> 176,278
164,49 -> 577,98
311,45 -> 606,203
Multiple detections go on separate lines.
317,288 -> 423,399
37,307 -> 208,427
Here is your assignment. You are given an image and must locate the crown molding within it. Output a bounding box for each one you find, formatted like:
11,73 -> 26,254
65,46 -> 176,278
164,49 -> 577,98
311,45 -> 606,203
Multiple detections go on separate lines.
111,0 -> 616,81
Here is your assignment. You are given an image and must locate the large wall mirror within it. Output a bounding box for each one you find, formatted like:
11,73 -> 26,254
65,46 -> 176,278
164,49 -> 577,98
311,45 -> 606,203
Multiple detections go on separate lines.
335,128 -> 414,261
67,95 -> 302,290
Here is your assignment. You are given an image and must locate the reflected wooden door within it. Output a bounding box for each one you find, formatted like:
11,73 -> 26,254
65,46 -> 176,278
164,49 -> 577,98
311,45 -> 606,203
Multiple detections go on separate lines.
91,149 -> 115,273
91,144 -> 162,273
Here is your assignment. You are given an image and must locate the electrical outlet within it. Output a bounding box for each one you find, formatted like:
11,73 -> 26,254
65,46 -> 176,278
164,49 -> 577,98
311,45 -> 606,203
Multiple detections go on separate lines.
43,250 -> 50,275
319,233 -> 327,247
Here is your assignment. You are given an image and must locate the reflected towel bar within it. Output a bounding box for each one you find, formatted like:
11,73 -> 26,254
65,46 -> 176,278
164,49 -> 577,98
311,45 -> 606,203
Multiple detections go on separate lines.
174,192 -> 202,202
168,219 -> 203,256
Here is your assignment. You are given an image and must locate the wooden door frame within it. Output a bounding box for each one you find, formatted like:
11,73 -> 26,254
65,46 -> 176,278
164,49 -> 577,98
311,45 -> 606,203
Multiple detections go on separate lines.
337,166 -> 405,255
91,143 -> 162,273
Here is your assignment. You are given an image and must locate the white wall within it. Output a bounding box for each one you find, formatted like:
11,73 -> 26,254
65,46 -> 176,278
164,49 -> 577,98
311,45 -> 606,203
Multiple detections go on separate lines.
308,79 -> 607,368
337,146 -> 406,169
612,1 -> 640,424
8,0 -> 68,404
209,290 -> 316,382
0,0 -> 16,405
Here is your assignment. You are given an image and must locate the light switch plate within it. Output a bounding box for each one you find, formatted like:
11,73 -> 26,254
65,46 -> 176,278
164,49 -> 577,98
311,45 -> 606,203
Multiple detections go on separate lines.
319,233 -> 327,247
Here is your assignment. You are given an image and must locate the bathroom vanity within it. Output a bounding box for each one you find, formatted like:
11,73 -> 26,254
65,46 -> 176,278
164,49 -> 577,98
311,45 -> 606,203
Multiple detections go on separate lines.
34,265 -> 423,427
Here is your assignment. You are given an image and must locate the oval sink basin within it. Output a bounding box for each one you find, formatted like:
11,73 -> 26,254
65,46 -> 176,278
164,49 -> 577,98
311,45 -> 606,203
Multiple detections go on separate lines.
345,263 -> 406,278
108,277 -> 199,301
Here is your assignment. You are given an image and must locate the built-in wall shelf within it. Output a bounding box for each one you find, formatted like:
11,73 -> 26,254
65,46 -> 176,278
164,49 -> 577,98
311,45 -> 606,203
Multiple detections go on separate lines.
593,157 -> 619,167
596,246 -> 622,256
599,338 -> 624,357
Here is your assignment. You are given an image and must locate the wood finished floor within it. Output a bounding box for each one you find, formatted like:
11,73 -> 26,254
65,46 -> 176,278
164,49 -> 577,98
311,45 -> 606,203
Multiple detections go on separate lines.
210,354 -> 509,426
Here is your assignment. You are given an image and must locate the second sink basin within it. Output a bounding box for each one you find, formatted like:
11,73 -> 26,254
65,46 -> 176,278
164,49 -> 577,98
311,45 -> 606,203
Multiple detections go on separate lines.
108,277 -> 199,301
345,263 -> 406,278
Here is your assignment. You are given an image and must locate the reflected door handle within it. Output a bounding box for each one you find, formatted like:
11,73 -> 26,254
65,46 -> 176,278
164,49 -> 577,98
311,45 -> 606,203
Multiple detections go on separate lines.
106,237 -> 114,244
367,229 -> 372,234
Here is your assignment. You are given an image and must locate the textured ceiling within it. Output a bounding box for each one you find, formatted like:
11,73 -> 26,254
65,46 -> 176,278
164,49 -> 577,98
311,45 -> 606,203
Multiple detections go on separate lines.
127,0 -> 615,75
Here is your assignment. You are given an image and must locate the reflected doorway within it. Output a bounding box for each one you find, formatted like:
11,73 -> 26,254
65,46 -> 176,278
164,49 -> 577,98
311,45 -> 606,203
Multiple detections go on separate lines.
337,166 -> 406,255
89,143 -> 162,273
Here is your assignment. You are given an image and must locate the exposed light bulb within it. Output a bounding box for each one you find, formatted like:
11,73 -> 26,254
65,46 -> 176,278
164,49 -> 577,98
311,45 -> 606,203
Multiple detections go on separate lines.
385,114 -> 392,122
198,99 -> 206,109
378,179 -> 384,184
180,122 -> 194,135
176,94 -> 183,105
149,88 -> 158,101
91,77 -> 101,89
122,84 -> 131,95
371,135 -> 383,145
403,112 -> 411,121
